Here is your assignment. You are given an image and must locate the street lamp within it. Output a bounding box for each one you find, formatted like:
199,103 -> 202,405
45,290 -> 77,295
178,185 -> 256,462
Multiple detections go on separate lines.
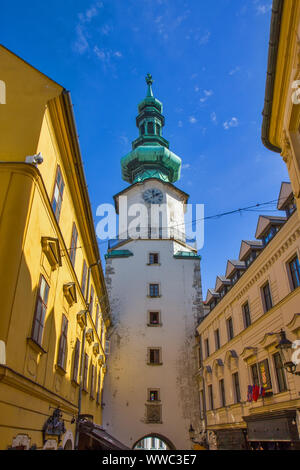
276,329 -> 300,376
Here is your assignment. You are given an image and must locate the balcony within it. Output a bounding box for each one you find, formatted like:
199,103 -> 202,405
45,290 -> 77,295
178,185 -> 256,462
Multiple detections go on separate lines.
107,228 -> 197,250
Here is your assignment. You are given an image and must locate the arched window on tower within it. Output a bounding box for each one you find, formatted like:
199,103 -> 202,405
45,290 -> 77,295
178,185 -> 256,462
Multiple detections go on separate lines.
140,123 -> 145,135
147,121 -> 154,135
156,123 -> 161,136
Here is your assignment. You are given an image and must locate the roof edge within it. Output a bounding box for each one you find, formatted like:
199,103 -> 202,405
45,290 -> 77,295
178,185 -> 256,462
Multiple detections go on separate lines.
261,0 -> 284,153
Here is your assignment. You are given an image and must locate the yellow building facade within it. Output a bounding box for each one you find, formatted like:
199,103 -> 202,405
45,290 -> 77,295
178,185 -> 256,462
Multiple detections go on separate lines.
262,0 -> 300,215
0,45 -> 114,450
197,183 -> 300,450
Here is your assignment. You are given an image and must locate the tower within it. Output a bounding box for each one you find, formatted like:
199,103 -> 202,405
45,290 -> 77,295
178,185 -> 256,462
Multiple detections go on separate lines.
103,75 -> 204,450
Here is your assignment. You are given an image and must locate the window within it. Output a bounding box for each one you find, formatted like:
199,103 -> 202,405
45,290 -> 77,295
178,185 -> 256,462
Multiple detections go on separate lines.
149,253 -> 159,265
245,251 -> 257,267
57,315 -> 68,370
147,121 -> 154,134
148,348 -> 161,365
273,352 -> 287,393
289,256 -> 300,290
90,364 -> 95,399
208,384 -> 214,410
96,371 -> 102,404
51,165 -> 65,222
69,223 -> 78,267
31,275 -> 50,346
156,123 -> 161,135
149,311 -> 160,326
258,359 -> 272,392
232,372 -> 241,403
83,353 -> 89,392
95,305 -> 100,333
214,329 -> 220,350
262,282 -> 272,312
89,285 -> 94,315
227,317 -> 234,341
219,379 -> 226,407
243,302 -> 251,328
72,339 -> 80,383
204,338 -> 210,358
140,123 -> 145,135
149,284 -> 159,297
81,261 -> 87,297
251,363 -> 260,386
286,200 -> 296,218
263,226 -> 279,245
149,390 -> 160,402
100,320 -> 105,347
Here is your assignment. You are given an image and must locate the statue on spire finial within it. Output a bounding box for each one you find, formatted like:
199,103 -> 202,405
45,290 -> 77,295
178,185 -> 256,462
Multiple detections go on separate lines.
146,73 -> 153,85
145,73 -> 154,97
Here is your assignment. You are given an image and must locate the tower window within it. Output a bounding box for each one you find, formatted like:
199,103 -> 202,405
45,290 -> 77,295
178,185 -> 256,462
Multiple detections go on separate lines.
147,121 -> 154,134
148,348 -> 162,365
149,284 -> 160,297
156,123 -> 161,135
148,311 -> 160,326
148,389 -> 160,401
149,253 -> 159,265
140,123 -> 145,135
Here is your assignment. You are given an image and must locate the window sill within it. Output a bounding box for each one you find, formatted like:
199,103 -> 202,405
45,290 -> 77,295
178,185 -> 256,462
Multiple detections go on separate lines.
147,400 -> 161,404
71,379 -> 80,387
147,323 -> 163,327
147,295 -> 162,299
27,337 -> 47,355
147,362 -> 163,366
146,421 -> 163,425
82,388 -> 88,394
55,364 -> 67,376
147,263 -> 161,266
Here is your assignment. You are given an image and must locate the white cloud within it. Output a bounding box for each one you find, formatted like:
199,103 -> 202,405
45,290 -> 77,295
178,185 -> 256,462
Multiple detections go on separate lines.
211,112 -> 217,124
178,120 -> 183,128
223,117 -> 239,130
93,45 -> 106,60
229,66 -> 241,76
200,89 -> 213,103
182,163 -> 191,170
74,25 -> 89,54
189,116 -> 197,124
254,1 -> 272,15
199,31 -> 211,45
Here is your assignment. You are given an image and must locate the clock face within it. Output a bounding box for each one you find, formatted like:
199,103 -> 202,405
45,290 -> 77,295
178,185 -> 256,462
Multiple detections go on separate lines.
143,188 -> 163,204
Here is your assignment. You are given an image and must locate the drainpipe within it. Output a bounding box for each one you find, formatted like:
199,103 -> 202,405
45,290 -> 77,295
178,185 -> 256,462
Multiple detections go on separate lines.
199,334 -> 209,448
75,260 -> 101,449
74,309 -> 88,450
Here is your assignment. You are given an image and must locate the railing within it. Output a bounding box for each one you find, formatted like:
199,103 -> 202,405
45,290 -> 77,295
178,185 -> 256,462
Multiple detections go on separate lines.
107,228 -> 197,250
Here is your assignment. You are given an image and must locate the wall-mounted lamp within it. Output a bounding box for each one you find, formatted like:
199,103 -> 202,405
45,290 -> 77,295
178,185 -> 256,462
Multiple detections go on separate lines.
276,330 -> 300,376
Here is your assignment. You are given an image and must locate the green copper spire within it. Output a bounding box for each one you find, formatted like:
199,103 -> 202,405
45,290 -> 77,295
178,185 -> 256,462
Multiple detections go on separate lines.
120,75 -> 182,184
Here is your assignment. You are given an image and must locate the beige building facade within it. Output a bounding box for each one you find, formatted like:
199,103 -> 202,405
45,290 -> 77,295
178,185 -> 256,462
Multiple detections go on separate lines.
197,183 -> 300,450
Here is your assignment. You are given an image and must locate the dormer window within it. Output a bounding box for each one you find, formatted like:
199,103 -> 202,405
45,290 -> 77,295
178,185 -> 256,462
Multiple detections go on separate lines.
286,200 -> 296,218
231,271 -> 240,285
245,251 -> 257,267
263,226 -> 279,245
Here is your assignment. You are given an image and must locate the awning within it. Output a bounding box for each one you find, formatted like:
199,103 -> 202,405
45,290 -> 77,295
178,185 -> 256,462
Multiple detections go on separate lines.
244,410 -> 299,442
79,420 -> 130,450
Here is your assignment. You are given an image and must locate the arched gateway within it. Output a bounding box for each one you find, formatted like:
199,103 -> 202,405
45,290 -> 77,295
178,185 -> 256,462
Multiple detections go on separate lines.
133,434 -> 176,451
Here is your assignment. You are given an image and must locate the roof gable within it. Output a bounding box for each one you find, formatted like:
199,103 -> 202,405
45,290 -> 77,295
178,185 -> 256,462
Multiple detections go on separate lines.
255,215 -> 286,239
277,181 -> 293,210
239,240 -> 263,261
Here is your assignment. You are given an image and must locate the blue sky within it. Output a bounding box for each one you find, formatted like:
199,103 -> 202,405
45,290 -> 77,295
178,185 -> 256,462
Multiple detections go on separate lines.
2,0 -> 289,297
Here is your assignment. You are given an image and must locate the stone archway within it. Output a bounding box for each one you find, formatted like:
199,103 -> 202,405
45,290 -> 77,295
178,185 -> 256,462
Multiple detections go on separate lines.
132,433 -> 176,450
